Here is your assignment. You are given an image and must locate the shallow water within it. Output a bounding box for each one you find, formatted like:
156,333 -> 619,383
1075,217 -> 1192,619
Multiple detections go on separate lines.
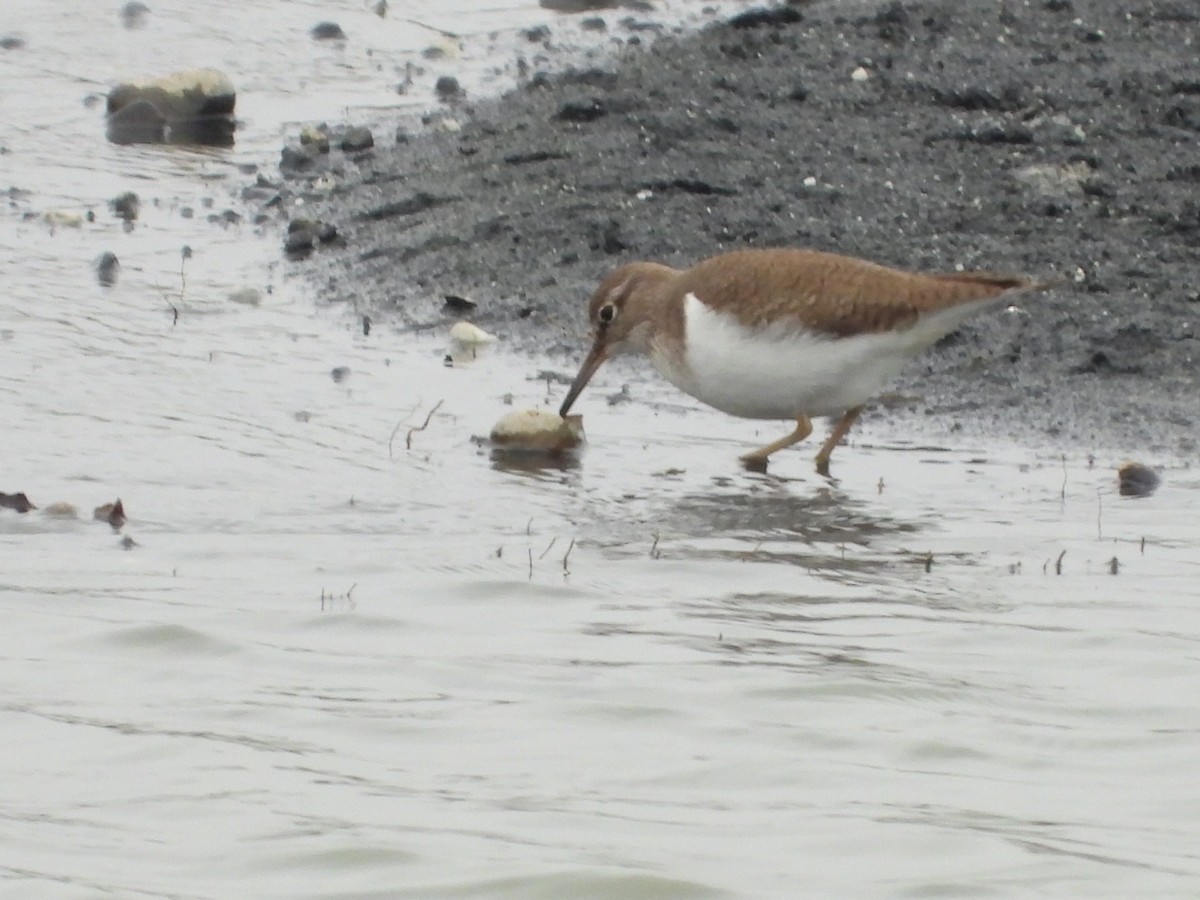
3,2 -> 1200,898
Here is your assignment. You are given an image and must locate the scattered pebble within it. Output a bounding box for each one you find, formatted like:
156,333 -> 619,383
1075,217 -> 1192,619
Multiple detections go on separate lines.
111,191 -> 140,222
1117,461 -> 1161,497
490,409 -> 584,454
44,210 -> 83,228
435,76 -> 464,102
96,251 -> 120,287
94,499 -> 126,530
311,22 -> 346,41
851,66 -> 870,82
0,491 -> 36,513
42,502 -> 79,518
339,126 -> 375,152
119,1 -> 150,29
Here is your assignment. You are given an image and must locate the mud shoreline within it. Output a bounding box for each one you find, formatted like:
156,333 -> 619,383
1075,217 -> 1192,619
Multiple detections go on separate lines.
287,0 -> 1200,458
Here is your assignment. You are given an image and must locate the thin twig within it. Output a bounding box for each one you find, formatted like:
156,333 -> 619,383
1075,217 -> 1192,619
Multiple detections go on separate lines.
398,17 -> 460,39
539,536 -> 558,560
562,538 -> 575,574
404,399 -> 444,451
527,547 -> 533,580
1055,550 -> 1066,575
388,401 -> 424,459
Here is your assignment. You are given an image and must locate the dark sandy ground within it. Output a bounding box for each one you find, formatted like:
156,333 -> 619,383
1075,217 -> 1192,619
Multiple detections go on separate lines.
286,0 -> 1200,458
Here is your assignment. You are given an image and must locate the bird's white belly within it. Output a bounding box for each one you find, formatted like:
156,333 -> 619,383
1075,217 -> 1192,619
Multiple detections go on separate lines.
662,294 -> 924,420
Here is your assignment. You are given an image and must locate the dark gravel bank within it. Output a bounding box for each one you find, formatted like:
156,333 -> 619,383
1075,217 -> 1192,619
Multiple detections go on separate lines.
290,0 -> 1200,458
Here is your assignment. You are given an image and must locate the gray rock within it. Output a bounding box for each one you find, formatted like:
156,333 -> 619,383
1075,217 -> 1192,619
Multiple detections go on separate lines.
95,252 -> 120,287
106,68 -> 235,146
311,22 -> 346,40
339,126 -> 375,152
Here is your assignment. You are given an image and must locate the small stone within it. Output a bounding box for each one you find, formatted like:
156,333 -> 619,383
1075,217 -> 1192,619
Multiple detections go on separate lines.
311,21 -> 346,40
96,252 -> 120,287
331,366 -> 351,383
120,1 -> 150,28
539,0 -> 617,11
523,25 -> 551,42
435,76 -> 463,102
444,294 -> 477,314
580,17 -> 607,31
94,498 -> 126,530
110,191 -> 140,222
339,125 -> 374,152
299,125 -> 330,152
284,219 -> 318,257
42,502 -> 79,518
0,34 -> 26,51
0,492 -> 36,513
280,143 -> 321,174
851,66 -> 870,82
44,210 -> 84,228
1117,461 -> 1161,497
556,99 -> 606,122
490,409 -> 584,454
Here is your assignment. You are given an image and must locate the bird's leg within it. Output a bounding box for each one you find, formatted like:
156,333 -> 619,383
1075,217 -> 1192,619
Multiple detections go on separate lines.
814,406 -> 865,475
740,416 -> 813,471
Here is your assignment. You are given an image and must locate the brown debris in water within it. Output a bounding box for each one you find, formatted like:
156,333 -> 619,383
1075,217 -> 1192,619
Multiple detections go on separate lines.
94,498 -> 127,530
0,491 -> 36,513
1117,461 -> 1160,497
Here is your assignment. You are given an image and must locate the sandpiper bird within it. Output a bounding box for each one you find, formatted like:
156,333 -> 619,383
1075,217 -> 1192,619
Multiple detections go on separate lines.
558,248 -> 1055,472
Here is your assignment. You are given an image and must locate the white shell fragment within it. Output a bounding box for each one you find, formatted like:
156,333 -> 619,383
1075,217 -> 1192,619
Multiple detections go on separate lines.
489,409 -> 584,454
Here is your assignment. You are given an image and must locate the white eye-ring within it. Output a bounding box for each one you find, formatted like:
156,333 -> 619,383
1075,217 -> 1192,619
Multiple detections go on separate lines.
597,303 -> 617,325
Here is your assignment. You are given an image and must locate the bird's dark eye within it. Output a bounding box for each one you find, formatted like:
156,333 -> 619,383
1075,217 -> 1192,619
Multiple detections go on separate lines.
598,303 -> 616,325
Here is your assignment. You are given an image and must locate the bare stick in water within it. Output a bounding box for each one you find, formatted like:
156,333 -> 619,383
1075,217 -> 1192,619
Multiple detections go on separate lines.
405,400 -> 444,451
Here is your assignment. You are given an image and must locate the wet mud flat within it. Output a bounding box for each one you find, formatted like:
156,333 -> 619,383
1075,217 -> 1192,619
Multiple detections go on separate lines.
286,0 -> 1199,459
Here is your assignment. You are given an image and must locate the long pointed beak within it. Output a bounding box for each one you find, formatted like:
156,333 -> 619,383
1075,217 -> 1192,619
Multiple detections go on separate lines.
558,338 -> 607,417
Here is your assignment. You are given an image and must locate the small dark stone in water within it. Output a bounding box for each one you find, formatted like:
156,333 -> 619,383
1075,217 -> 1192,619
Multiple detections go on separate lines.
523,25 -> 551,42
444,294 -> 477,314
435,76 -> 463,102
331,366 -> 351,383
106,99 -> 167,144
280,143 -> 322,174
580,17 -> 607,32
0,491 -> 36,513
285,220 -> 318,257
556,99 -> 606,122
94,498 -> 126,529
729,7 -> 803,28
120,1 -> 150,28
311,21 -> 346,41
0,35 -> 25,51
1117,461 -> 1161,497
316,221 -> 339,243
539,0 -> 617,10
339,125 -> 375,152
111,191 -> 140,222
362,315 -> 371,336
96,251 -> 120,286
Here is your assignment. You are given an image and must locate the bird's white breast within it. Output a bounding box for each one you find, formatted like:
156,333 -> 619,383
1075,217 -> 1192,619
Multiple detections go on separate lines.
659,293 -> 942,420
